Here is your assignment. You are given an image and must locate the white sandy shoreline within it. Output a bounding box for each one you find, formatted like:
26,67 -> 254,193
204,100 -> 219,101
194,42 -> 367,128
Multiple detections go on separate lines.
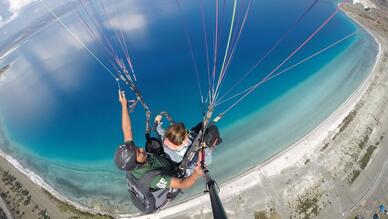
0,149 -> 110,216
0,3 -> 383,219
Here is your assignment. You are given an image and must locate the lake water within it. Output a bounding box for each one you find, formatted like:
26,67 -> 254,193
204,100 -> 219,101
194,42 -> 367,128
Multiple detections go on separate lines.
0,0 -> 378,213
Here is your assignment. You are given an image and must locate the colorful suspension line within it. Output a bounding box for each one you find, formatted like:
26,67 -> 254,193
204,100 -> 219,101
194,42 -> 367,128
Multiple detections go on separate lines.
40,0 -> 151,133
73,0 -> 128,78
212,0 -> 252,103
212,1 -> 345,123
65,0 -> 121,73
40,0 -> 118,80
76,0 -> 136,84
212,0 -> 237,105
98,0 -> 136,77
216,29 -> 360,107
218,0 -> 321,104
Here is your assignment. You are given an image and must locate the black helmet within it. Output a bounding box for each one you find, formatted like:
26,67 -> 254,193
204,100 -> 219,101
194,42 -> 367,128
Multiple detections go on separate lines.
204,125 -> 222,146
114,142 -> 138,171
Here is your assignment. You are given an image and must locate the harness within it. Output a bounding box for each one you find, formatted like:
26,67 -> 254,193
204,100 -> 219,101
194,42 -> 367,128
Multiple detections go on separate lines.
128,112 -> 221,214
126,168 -> 180,214
150,117 -> 202,177
125,110 -> 223,215
176,129 -> 203,177
150,112 -> 221,178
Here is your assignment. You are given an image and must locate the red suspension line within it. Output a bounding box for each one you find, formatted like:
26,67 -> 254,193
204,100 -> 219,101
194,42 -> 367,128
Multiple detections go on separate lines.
218,0 -> 321,104
213,0 -> 253,103
218,4 -> 342,116
216,30 -> 359,107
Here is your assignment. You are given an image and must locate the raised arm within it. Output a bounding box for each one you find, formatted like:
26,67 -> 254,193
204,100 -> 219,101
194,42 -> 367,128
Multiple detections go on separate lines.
119,90 -> 133,142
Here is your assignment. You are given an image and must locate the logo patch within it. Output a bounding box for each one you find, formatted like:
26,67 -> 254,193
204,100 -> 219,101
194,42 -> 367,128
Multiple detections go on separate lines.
156,178 -> 168,188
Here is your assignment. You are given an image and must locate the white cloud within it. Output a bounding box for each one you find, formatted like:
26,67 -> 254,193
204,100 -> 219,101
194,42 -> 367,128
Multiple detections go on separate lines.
25,26 -> 91,93
0,0 -> 37,27
0,55 -> 57,121
9,0 -> 35,11
108,14 -> 147,32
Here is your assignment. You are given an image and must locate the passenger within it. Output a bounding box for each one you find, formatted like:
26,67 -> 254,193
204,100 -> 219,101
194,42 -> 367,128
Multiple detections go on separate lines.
154,118 -> 192,163
154,115 -> 222,168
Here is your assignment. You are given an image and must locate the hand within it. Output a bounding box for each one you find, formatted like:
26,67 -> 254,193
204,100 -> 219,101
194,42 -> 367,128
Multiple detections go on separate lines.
194,165 -> 204,177
118,90 -> 127,106
197,151 -> 205,164
155,115 -> 162,123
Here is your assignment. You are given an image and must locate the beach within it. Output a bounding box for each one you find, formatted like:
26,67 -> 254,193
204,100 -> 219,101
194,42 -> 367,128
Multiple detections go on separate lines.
0,1 -> 387,219
0,149 -> 114,219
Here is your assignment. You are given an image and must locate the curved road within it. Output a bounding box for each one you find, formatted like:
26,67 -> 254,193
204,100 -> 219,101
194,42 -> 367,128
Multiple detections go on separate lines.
0,197 -> 13,219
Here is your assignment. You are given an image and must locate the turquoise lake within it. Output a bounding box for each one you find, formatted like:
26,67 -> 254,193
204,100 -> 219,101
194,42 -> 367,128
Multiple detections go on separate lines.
0,0 -> 378,213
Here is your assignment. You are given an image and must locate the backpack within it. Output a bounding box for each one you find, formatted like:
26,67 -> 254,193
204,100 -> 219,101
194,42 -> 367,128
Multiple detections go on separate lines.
126,169 -> 180,214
